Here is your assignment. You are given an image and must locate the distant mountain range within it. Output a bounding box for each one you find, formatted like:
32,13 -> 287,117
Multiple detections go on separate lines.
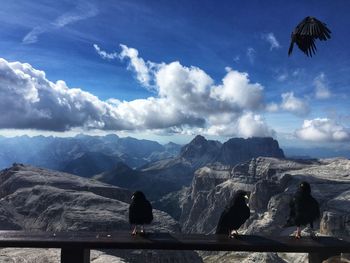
1,133 -> 349,200
284,146 -> 350,159
0,134 -> 181,174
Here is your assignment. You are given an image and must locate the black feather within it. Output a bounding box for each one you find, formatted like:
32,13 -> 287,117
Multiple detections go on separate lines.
129,191 -> 153,225
285,182 -> 320,228
288,16 -> 331,57
216,190 -> 250,234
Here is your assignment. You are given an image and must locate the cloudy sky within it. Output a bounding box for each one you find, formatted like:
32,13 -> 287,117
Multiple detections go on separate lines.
0,0 -> 349,148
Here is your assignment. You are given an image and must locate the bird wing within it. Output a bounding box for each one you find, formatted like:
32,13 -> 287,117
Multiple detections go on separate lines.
243,205 -> 250,221
129,199 -> 153,224
129,201 -> 138,224
309,196 -> 320,221
216,209 -> 229,234
285,196 -> 297,227
296,17 -> 331,40
143,200 -> 153,224
295,36 -> 317,57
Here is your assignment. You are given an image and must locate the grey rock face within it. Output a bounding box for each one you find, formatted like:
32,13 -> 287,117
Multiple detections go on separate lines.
0,164 -> 131,203
152,187 -> 189,221
179,135 -> 222,168
0,164 -> 202,263
179,157 -> 350,262
216,137 -> 285,165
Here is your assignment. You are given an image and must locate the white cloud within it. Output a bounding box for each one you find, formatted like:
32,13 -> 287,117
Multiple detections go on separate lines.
246,47 -> 256,64
292,69 -> 302,77
0,44 -> 277,137
205,113 -> 275,138
23,2 -> 98,44
276,73 -> 288,82
0,58 -> 119,131
93,44 -> 119,60
119,44 -> 156,89
280,92 -> 310,116
295,118 -> 350,142
93,44 -> 157,90
314,73 -> 331,99
265,103 -> 279,112
262,33 -> 280,50
237,113 -> 275,138
0,51 -> 274,138
210,69 -> 264,110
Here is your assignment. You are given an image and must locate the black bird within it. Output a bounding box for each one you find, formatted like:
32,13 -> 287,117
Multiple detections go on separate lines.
285,181 -> 320,239
288,16 -> 331,57
216,190 -> 250,238
129,191 -> 153,236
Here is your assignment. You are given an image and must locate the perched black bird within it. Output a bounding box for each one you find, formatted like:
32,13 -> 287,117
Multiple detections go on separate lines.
288,16 -> 331,57
129,191 -> 153,236
285,181 -> 320,239
216,190 -> 250,238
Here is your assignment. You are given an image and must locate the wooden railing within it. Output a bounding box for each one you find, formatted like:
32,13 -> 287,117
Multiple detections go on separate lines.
0,231 -> 349,263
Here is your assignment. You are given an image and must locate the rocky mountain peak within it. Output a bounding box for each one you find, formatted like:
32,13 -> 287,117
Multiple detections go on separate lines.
179,135 -> 221,162
217,137 -> 285,165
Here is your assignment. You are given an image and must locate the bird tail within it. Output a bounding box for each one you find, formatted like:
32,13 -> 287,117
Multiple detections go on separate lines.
288,42 -> 294,56
215,225 -> 227,234
283,219 -> 295,228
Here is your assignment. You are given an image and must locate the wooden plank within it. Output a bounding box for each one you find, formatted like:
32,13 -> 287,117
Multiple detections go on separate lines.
0,231 -> 348,254
61,248 -> 90,263
309,252 -> 341,263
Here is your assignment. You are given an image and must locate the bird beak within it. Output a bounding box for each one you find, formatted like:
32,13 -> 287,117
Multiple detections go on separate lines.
244,194 -> 250,207
131,195 -> 135,200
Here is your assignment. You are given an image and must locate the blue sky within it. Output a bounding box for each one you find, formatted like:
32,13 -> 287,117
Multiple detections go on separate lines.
0,0 -> 349,148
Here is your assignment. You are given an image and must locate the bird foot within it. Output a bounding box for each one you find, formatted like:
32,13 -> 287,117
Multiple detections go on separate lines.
229,231 -> 239,239
131,229 -> 137,236
310,230 -> 316,238
294,232 -> 301,239
139,229 -> 147,237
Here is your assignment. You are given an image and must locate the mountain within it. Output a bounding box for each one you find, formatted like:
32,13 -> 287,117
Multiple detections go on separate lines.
98,135 -> 285,200
179,135 -> 222,167
166,157 -> 350,262
0,134 -> 181,171
0,164 -> 202,263
147,142 -> 182,162
93,162 -> 141,188
216,137 -> 285,164
179,135 -> 284,167
63,152 -> 122,177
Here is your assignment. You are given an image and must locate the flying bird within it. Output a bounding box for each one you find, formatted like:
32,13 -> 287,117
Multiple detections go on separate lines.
129,191 -> 153,236
288,16 -> 331,57
216,190 -> 250,238
285,181 -> 320,239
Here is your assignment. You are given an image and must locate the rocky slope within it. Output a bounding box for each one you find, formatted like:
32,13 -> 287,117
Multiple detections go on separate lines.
0,164 -> 202,263
170,157 -> 350,262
